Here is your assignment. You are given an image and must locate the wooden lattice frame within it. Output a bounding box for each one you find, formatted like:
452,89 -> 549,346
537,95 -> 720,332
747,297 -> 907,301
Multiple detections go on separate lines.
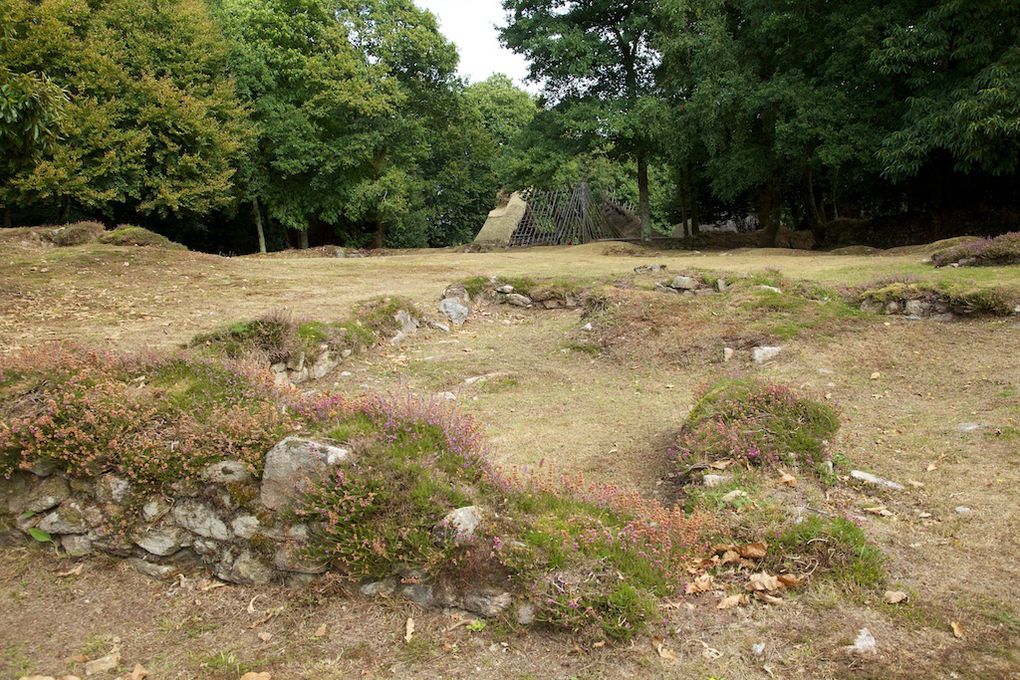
508,183 -> 619,247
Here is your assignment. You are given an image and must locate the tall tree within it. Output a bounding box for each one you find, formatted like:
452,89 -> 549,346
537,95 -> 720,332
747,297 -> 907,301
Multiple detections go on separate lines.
500,0 -> 659,239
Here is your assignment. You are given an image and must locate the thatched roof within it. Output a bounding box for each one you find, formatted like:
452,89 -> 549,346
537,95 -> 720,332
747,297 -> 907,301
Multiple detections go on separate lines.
472,193 -> 528,245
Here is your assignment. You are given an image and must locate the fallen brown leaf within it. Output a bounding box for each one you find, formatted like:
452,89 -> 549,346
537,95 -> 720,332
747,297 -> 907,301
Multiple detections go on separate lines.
405,617 -> 415,643
239,673 -> 271,680
130,663 -> 148,680
57,564 -> 84,578
655,642 -> 677,662
748,572 -> 781,592
717,594 -> 749,610
755,592 -> 784,605
738,542 -> 768,560
779,471 -> 797,487
951,621 -> 964,639
685,573 -> 714,595
720,550 -> 741,565
884,591 -> 909,605
257,632 -> 273,642
313,624 -> 327,639
864,505 -> 894,517
777,574 -> 802,589
198,579 -> 226,592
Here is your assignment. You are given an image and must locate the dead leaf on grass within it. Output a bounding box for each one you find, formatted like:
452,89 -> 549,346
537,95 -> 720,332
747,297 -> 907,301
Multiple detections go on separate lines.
57,564 -> 83,577
313,624 -> 327,639
257,632 -> 273,642
720,550 -> 741,565
779,471 -> 797,487
239,673 -> 271,680
717,594 -> 749,610
685,573 -> 714,595
738,542 -> 768,560
884,591 -> 909,605
748,573 -> 781,592
130,663 -> 149,679
951,621 -> 965,639
777,574 -> 802,589
247,594 -> 262,614
405,617 -> 415,643
755,593 -> 784,605
709,460 -> 734,470
198,579 -> 226,592
864,505 -> 894,517
655,642 -> 677,662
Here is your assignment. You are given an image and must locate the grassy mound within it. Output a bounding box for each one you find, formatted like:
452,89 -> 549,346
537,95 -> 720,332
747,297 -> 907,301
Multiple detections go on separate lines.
580,270 -> 863,365
97,225 -> 186,250
672,378 -> 839,475
1,344 -> 704,642
858,279 -> 1019,316
190,298 -> 420,364
931,232 -> 1020,267
49,221 -> 106,246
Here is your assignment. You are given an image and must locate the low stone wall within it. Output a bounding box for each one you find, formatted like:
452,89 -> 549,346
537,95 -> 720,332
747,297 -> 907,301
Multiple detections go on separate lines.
2,438 -> 515,619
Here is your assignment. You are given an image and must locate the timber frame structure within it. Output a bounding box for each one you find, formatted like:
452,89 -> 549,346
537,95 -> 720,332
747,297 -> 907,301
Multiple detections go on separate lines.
508,184 -> 626,247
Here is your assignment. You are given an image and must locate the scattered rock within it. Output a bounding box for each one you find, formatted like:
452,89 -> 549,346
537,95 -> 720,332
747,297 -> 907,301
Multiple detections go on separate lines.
634,264 -> 667,274
721,490 -> 748,506
723,347 -> 735,362
434,506 -> 484,545
61,534 -> 93,557
231,515 -> 261,539
516,602 -> 536,626
461,588 -> 512,618
435,391 -> 457,401
581,322 -> 593,332
757,285 -> 782,294
846,628 -> 877,656
360,578 -> 397,598
36,501 -> 94,534
438,298 -> 470,326
172,500 -> 231,540
957,423 -> 983,433
8,475 -> 70,514
84,651 -> 120,675
274,543 -> 327,575
850,470 -> 905,491
496,284 -> 515,294
141,498 -> 170,522
703,474 -> 731,488
428,320 -> 451,333
442,283 -> 471,305
955,506 -> 972,516
505,293 -> 532,308
669,275 -> 699,291
717,279 -> 728,292
260,437 -> 351,511
752,346 -> 782,364
752,642 -> 766,657
127,558 -> 175,580
94,474 -> 131,504
202,460 -> 251,484
134,526 -> 188,557
400,582 -> 435,608
219,549 -> 275,585
307,351 -> 337,380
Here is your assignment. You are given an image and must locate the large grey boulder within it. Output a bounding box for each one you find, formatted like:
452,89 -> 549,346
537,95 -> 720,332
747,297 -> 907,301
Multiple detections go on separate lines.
506,293 -> 532,308
274,543 -> 327,575
260,437 -> 351,511
439,297 -> 471,326
36,500 -> 99,534
172,500 -> 231,540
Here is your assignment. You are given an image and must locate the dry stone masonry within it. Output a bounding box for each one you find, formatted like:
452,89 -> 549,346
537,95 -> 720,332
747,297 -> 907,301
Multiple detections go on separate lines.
2,440 -> 514,618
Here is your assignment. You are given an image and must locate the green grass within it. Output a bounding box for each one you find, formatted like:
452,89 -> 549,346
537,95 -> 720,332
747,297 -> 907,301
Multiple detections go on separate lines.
97,225 -> 186,250
773,516 -> 885,591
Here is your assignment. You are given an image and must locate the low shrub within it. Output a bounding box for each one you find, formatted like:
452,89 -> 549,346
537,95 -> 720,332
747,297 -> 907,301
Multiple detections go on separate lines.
931,232 -> 1020,267
49,221 -> 106,246
772,516 -> 885,590
0,344 -> 295,489
97,225 -> 186,250
672,378 -> 839,473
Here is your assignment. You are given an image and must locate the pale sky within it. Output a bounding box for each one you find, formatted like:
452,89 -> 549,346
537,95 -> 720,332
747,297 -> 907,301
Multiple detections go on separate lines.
415,0 -> 535,90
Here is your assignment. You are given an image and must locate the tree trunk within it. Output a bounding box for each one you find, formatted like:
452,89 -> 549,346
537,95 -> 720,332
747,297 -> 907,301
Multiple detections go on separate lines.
61,197 -> 71,223
252,198 -> 267,254
756,184 -> 781,247
2,208 -> 10,228
806,167 -> 824,227
687,170 -> 700,235
637,153 -> 651,242
372,221 -> 386,249
298,228 -> 309,250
